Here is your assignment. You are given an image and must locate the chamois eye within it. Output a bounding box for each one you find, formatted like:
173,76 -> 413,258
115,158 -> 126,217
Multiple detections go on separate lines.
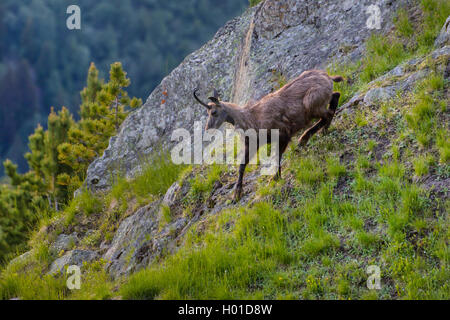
211,110 -> 218,116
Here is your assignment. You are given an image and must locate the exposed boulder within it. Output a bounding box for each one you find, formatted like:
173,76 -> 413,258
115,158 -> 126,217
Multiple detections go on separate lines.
103,203 -> 160,277
339,45 -> 449,113
49,233 -> 78,255
363,87 -> 397,106
102,201 -> 189,278
48,250 -> 98,275
435,15 -> 450,47
162,182 -> 181,207
8,250 -> 34,267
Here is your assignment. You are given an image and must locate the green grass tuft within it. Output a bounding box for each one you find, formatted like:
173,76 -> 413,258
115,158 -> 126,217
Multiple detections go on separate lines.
133,151 -> 185,198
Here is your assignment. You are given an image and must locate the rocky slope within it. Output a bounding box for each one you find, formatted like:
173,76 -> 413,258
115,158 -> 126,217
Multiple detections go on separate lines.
98,43 -> 449,280
56,3 -> 450,279
85,0 -> 412,191
2,0 -> 449,300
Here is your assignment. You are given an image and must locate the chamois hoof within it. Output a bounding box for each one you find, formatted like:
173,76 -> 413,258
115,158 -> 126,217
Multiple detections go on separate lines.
232,184 -> 243,203
271,173 -> 281,182
297,138 -> 308,149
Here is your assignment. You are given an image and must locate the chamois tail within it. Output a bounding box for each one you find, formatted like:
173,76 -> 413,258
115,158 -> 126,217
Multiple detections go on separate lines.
330,75 -> 344,82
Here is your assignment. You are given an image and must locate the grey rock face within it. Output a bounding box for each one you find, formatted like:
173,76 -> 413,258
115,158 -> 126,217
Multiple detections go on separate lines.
103,203 -> 159,277
253,0 -> 320,40
103,201 -> 188,278
8,250 -> 34,267
435,15 -> 450,47
162,182 -> 181,207
50,233 -> 78,254
48,250 -> 98,275
85,0 -> 409,191
85,9 -> 255,191
363,87 -> 397,105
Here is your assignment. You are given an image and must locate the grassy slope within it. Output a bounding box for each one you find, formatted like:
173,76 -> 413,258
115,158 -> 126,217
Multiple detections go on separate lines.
0,0 -> 449,300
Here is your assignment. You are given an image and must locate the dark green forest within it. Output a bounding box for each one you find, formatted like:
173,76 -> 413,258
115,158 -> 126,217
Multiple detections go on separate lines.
0,0 -> 247,173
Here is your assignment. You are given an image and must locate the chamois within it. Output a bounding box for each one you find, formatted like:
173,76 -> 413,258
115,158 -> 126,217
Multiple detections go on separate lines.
194,69 -> 343,201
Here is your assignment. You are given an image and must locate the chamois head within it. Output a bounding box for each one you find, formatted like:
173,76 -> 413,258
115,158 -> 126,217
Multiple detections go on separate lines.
193,88 -> 229,130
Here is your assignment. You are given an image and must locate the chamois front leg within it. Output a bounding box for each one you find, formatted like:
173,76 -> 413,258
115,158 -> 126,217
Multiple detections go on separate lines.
233,164 -> 246,202
233,137 -> 251,202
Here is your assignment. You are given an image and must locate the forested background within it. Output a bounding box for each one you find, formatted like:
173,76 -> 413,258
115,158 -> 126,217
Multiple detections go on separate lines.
0,0 -> 247,174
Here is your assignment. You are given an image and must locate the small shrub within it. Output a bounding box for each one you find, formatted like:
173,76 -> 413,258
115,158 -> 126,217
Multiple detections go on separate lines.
301,232 -> 340,258
159,204 -> 172,228
249,0 -> 264,7
326,157 -> 346,178
295,157 -> 324,185
355,110 -> 368,127
436,129 -> 450,163
133,151 -> 184,197
361,34 -> 409,82
77,189 -> 103,216
190,164 -> 225,198
356,231 -> 381,250
412,156 -> 432,176
418,0 -> 450,51
378,161 -> 405,179
394,9 -> 414,38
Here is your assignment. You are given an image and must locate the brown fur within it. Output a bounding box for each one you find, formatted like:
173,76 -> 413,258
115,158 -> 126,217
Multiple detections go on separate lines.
194,69 -> 342,201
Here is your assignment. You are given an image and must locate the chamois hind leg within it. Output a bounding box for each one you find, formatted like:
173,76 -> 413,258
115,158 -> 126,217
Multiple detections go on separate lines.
321,91 -> 340,133
297,118 -> 326,147
297,92 -> 340,147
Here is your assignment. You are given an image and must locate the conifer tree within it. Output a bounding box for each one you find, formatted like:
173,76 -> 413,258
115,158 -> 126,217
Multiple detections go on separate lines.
0,160 -> 46,259
44,107 -> 74,209
58,62 -> 142,190
23,107 -> 74,209
0,62 -> 141,260
25,125 -> 46,184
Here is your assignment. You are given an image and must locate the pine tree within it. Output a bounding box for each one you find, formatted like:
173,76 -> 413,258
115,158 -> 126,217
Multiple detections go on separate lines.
23,107 -> 75,210
0,160 -> 46,260
25,125 -> 46,183
58,62 -> 142,190
0,62 -> 142,261
80,62 -> 103,107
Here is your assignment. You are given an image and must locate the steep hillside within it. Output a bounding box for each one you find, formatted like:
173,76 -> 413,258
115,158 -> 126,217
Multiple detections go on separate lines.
84,0 -> 412,190
0,0 -> 449,300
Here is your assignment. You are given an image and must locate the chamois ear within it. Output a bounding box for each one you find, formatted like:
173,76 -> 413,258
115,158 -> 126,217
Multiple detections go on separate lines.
208,96 -> 220,104
208,88 -> 220,104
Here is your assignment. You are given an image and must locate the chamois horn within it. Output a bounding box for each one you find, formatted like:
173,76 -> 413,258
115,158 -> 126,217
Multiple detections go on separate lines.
193,88 -> 211,109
